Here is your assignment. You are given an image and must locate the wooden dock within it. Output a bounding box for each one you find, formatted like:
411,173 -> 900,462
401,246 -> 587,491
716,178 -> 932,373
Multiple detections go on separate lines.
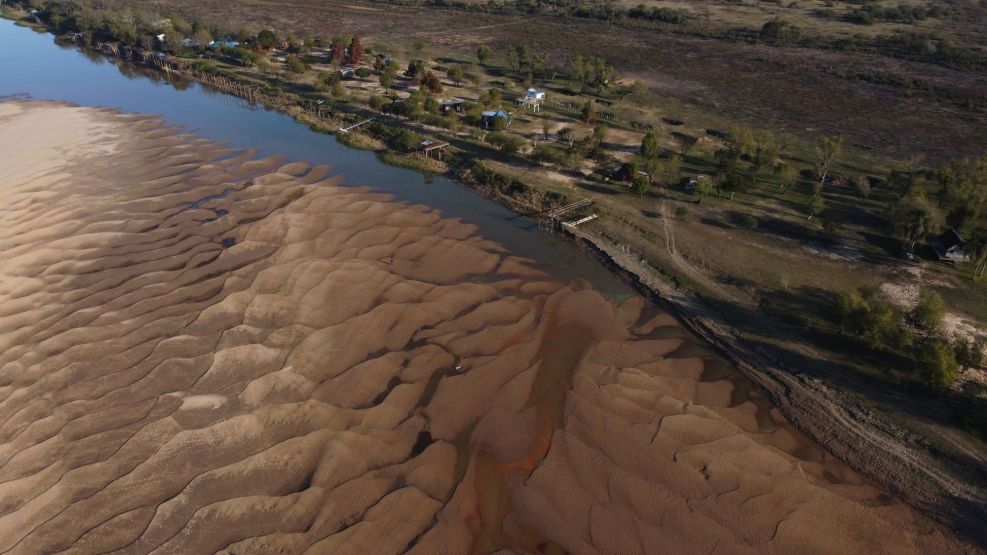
339,117 -> 376,134
420,141 -> 449,159
541,198 -> 593,229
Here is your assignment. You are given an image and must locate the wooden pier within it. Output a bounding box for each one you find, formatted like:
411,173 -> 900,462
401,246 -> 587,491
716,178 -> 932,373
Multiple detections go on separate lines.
541,198 -> 593,230
339,117 -> 376,134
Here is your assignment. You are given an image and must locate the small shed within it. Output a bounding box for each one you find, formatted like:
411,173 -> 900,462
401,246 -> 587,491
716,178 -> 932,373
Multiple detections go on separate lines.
338,67 -> 356,79
684,175 -> 711,191
933,228 -> 970,263
439,99 -> 465,114
481,110 -> 512,129
155,33 -> 166,44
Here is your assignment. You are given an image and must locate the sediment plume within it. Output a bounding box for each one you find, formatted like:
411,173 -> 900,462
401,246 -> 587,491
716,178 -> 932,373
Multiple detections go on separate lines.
0,101 -> 968,553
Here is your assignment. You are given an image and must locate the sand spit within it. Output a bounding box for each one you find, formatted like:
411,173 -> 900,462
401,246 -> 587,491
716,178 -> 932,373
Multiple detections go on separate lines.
0,101 -> 969,554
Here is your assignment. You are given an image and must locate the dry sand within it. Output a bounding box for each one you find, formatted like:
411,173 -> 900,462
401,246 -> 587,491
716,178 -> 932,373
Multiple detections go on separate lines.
0,100 -> 971,553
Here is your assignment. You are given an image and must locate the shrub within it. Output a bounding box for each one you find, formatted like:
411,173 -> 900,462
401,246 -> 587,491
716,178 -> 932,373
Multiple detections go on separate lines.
285,55 -> 308,73
531,144 -> 566,165
486,132 -> 525,155
738,214 -> 759,229
355,67 -> 371,78
368,95 -> 386,112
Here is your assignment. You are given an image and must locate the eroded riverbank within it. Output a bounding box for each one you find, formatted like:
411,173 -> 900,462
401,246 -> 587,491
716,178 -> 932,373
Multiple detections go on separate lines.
0,100 -> 969,553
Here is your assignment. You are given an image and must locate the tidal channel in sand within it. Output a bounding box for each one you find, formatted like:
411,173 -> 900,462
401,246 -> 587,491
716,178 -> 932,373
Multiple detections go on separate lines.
0,100 -> 967,553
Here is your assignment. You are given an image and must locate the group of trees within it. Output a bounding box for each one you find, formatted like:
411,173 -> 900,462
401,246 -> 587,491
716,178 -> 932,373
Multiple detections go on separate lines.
842,2 -> 947,25
883,152 -> 986,273
835,288 -> 984,388
566,55 -> 618,94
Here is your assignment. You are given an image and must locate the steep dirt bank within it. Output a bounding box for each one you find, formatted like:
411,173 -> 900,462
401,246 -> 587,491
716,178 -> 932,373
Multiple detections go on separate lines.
561,223 -> 987,549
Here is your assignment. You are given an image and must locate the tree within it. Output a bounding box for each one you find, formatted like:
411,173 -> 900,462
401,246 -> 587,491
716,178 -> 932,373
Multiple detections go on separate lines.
775,163 -> 798,193
644,157 -> 663,188
748,130 -> 778,186
330,39 -> 346,65
887,196 -> 935,251
347,36 -> 363,64
664,154 -> 682,187
581,100 -> 596,124
937,154 -> 987,232
476,44 -> 492,66
814,135 -> 844,196
676,133 -> 697,158
285,55 -> 307,73
911,291 -> 946,336
373,53 -> 387,73
424,96 -> 440,114
413,38 -> 425,56
421,71 -> 443,93
404,59 -> 425,79
919,339 -> 960,388
806,194 -> 825,221
192,27 -> 213,49
633,174 -> 652,198
695,177 -> 715,203
487,132 -> 525,155
379,71 -> 394,90
760,17 -> 794,43
447,66 -> 464,87
541,115 -> 551,140
558,127 -> 575,147
482,88 -> 501,107
640,132 -> 660,160
331,80 -> 346,98
369,95 -> 386,112
854,175 -> 872,198
319,74 -> 344,93
955,336 -> 986,371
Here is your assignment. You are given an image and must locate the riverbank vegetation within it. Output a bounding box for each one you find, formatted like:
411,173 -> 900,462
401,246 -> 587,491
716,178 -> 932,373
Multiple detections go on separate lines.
5,0 -> 987,484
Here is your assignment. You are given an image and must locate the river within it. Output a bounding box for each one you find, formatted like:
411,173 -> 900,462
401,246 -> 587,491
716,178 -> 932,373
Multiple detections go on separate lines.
0,18 -> 632,298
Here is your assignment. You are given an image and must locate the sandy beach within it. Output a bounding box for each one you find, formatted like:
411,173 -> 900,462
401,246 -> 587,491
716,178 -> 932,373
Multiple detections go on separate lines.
0,100 -> 971,553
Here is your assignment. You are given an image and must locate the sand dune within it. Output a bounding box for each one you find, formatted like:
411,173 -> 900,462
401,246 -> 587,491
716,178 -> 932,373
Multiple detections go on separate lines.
0,101 -> 968,554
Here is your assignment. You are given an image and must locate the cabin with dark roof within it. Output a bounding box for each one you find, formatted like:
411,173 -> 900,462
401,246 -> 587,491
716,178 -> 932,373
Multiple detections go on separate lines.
481,110 -> 511,129
933,228 -> 970,263
439,99 -> 465,114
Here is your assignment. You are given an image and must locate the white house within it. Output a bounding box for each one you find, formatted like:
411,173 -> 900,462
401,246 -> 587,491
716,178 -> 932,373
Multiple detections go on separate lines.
516,88 -> 546,111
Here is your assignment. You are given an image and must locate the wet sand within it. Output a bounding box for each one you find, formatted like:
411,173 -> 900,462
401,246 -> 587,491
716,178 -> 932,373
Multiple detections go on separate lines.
0,101 -> 969,553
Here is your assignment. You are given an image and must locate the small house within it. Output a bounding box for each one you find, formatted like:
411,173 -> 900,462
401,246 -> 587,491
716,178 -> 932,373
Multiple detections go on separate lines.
684,175 -> 711,191
516,88 -> 546,111
439,99 -> 465,114
179,38 -> 197,48
933,228 -> 970,263
338,67 -> 356,79
208,38 -> 240,49
481,110 -> 512,129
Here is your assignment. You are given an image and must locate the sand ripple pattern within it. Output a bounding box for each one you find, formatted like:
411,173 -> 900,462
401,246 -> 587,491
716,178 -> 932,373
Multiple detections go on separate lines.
0,102 -> 964,554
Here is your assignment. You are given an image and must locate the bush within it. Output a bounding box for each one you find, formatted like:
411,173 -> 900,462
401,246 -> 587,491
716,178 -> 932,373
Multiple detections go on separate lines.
368,95 -> 386,112
531,144 -> 566,165
674,206 -> 688,217
911,291 -> 946,336
285,55 -> 308,73
355,67 -> 371,78
737,214 -> 759,229
919,339 -> 960,388
486,132 -> 525,155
